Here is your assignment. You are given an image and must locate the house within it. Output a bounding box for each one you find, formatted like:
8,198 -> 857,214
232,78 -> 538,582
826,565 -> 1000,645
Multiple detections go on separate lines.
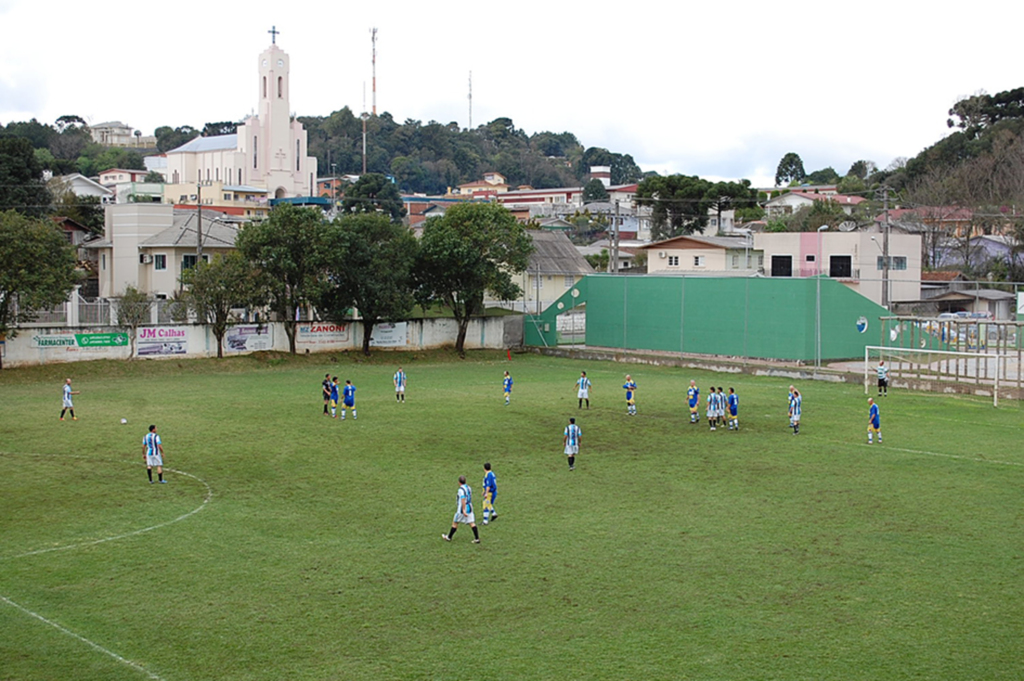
765,191 -> 866,218
86,203 -> 239,300
753,231 -> 922,306
921,271 -> 969,299
927,289 -> 1017,320
453,171 -> 509,197
935,235 -> 1022,271
98,168 -> 150,187
641,235 -> 762,274
497,231 -> 594,313
90,121 -> 156,147
48,173 -> 115,202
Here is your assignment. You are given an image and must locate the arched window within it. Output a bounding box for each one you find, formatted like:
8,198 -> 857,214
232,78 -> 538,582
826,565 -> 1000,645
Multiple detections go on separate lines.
215,167 -> 219,182
253,136 -> 258,169
172,170 -> 179,184
277,76 -> 282,98
238,168 -> 242,184
296,140 -> 300,171
263,76 -> 267,99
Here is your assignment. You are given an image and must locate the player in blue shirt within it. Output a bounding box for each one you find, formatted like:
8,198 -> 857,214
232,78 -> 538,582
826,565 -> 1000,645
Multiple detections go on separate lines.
576,371 -> 592,409
393,367 -> 407,403
482,462 -> 498,524
622,375 -> 637,415
687,380 -> 699,424
329,377 -> 340,418
790,389 -> 802,435
727,387 -> 739,430
867,398 -> 882,444
503,371 -> 513,405
341,380 -> 356,420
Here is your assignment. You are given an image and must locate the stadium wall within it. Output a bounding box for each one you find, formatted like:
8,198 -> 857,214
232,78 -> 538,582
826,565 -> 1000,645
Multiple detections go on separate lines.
1,317 -> 517,368
526,275 -> 891,362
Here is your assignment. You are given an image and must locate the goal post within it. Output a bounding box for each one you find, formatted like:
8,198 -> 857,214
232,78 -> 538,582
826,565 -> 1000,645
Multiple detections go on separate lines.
865,345 -> 1007,407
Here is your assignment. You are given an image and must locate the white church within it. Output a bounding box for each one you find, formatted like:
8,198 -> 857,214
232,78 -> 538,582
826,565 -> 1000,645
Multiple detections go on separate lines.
164,33 -> 317,200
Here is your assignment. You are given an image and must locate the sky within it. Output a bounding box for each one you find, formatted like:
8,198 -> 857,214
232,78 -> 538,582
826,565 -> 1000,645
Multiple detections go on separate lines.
2,0 -> 1022,188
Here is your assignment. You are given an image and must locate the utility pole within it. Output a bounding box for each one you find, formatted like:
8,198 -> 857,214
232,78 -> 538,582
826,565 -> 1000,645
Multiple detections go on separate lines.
612,200 -> 620,273
196,183 -> 203,265
361,113 -> 369,174
882,185 -> 891,309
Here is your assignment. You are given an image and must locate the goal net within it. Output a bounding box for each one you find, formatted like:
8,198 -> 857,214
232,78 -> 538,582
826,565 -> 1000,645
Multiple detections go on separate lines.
864,345 -> 1016,407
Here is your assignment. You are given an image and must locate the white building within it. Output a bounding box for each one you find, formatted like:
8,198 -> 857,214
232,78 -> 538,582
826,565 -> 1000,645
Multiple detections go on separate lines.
164,39 -> 317,200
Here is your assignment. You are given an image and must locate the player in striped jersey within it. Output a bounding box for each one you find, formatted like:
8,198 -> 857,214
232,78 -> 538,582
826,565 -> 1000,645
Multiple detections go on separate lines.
716,387 -> 726,427
576,371 -> 592,409
707,387 -> 717,430
442,476 -> 480,543
60,378 -> 79,421
687,381 -> 699,423
876,361 -> 889,397
393,367 -> 407,403
867,398 -> 882,443
564,417 -> 582,471
142,424 -> 166,484
790,389 -> 802,434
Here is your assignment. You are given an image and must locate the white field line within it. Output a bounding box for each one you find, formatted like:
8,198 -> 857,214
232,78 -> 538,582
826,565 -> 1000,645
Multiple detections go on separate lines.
840,441 -> 1024,468
0,453 -> 212,680
0,594 -> 164,680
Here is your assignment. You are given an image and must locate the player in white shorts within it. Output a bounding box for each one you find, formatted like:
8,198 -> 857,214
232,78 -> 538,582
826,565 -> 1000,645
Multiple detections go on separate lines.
576,371 -> 591,409
143,424 -> 166,484
393,367 -> 407,403
442,476 -> 480,543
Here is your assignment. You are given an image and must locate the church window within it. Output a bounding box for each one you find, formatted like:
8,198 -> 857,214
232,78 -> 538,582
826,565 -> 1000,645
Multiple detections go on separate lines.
296,140 -> 300,171
206,168 -> 210,182
278,76 -> 283,98
253,136 -> 258,169
215,167 -> 219,182
263,76 -> 267,98
238,169 -> 242,184
172,171 -> 179,184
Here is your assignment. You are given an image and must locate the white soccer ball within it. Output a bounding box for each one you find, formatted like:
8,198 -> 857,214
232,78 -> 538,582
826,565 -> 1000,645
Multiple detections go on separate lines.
120,418 -> 128,425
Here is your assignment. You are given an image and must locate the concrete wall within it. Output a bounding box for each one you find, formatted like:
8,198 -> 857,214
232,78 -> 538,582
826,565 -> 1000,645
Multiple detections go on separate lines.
1,316 -> 518,368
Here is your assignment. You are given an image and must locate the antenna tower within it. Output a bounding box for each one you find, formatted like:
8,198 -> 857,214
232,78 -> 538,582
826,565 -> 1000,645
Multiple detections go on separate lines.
371,28 -> 378,116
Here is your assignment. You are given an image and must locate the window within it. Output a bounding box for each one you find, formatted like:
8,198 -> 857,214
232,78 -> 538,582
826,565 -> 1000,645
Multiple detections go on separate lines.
182,254 -> 210,270
215,167 -> 219,182
757,255 -> 764,269
771,255 -> 793,277
830,255 -> 853,278
876,256 -> 908,271
238,169 -> 243,184
139,253 -> 146,264
263,76 -> 267,98
732,254 -> 739,269
806,254 -> 816,262
296,140 -> 301,171
693,255 -> 705,267
253,136 -> 258,169
101,254 -> 106,270
668,255 -> 679,267
224,193 -> 232,201
154,254 -> 167,271
278,76 -> 282,98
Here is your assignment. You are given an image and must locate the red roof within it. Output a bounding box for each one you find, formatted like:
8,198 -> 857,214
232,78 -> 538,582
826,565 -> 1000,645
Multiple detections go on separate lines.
921,271 -> 964,282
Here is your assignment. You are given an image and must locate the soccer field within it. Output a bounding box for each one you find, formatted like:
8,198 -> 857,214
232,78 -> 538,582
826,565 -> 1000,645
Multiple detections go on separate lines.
1,351 -> 1022,681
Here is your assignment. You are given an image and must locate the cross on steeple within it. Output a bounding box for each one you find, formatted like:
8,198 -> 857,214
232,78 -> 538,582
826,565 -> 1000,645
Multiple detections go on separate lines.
268,25 -> 280,44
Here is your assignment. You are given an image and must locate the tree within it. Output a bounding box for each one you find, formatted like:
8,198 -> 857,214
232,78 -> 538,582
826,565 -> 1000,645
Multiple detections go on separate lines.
0,137 -> 52,217
704,180 -> 756,234
847,160 -> 877,180
179,252 -> 268,358
340,173 -> 406,222
317,214 -> 418,355
582,179 -> 610,203
584,248 -> 610,272
0,211 -> 78,369
236,204 -> 327,354
144,171 -> 165,183
202,121 -> 239,137
415,203 -> 533,356
805,167 -> 840,185
115,285 -> 152,359
155,125 -> 200,153
52,191 -> 104,234
635,174 -> 713,241
775,152 -> 806,186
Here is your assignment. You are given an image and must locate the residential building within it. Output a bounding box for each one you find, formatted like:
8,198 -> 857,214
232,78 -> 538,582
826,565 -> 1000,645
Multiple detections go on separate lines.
164,39 -> 317,199
87,204 -> 238,299
90,121 -> 156,147
641,235 -> 762,274
453,171 -> 509,197
765,191 -> 866,218
498,230 -> 594,313
48,173 -> 114,202
99,168 -> 150,187
164,181 -> 270,219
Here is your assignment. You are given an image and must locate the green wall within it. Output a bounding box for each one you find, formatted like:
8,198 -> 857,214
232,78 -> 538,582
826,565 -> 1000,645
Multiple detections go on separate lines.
527,275 -> 891,361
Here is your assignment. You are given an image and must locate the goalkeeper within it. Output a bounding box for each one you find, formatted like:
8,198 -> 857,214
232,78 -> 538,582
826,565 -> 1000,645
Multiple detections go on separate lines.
482,462 -> 498,524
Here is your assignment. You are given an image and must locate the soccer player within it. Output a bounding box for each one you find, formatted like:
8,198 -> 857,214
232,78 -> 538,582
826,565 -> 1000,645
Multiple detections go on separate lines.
322,373 -> 332,416
341,380 -> 357,420
482,462 -> 497,524
576,371 -> 592,409
707,387 -> 717,430
60,378 -> 79,421
716,387 -> 726,428
329,377 -> 340,418
787,385 -> 796,430
877,361 -> 889,397
622,374 -> 637,415
394,366 -> 407,403
687,380 -> 699,424
790,389 -> 802,435
727,387 -> 739,430
143,424 -> 166,484
564,417 -> 582,471
503,371 -> 513,405
442,475 -> 480,543
867,398 -> 882,444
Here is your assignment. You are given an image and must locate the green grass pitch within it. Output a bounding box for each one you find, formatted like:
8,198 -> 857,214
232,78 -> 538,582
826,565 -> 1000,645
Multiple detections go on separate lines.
1,351 -> 1022,680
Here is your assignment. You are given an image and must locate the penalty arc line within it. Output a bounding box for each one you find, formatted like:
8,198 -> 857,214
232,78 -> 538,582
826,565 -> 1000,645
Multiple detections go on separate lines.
0,594 -> 164,681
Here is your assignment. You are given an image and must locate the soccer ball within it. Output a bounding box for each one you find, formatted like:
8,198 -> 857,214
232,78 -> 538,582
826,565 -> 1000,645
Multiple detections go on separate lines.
120,418 -> 128,425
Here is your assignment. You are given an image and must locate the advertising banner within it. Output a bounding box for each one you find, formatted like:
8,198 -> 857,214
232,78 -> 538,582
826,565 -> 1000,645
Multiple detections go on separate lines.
76,332 -> 129,348
369,322 -> 408,347
297,323 -> 350,346
137,326 -> 188,356
225,325 -> 274,352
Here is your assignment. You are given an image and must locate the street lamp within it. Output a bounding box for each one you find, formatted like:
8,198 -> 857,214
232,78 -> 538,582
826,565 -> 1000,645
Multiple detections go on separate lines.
737,228 -> 752,271
870,236 -> 889,308
816,225 -> 828,370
